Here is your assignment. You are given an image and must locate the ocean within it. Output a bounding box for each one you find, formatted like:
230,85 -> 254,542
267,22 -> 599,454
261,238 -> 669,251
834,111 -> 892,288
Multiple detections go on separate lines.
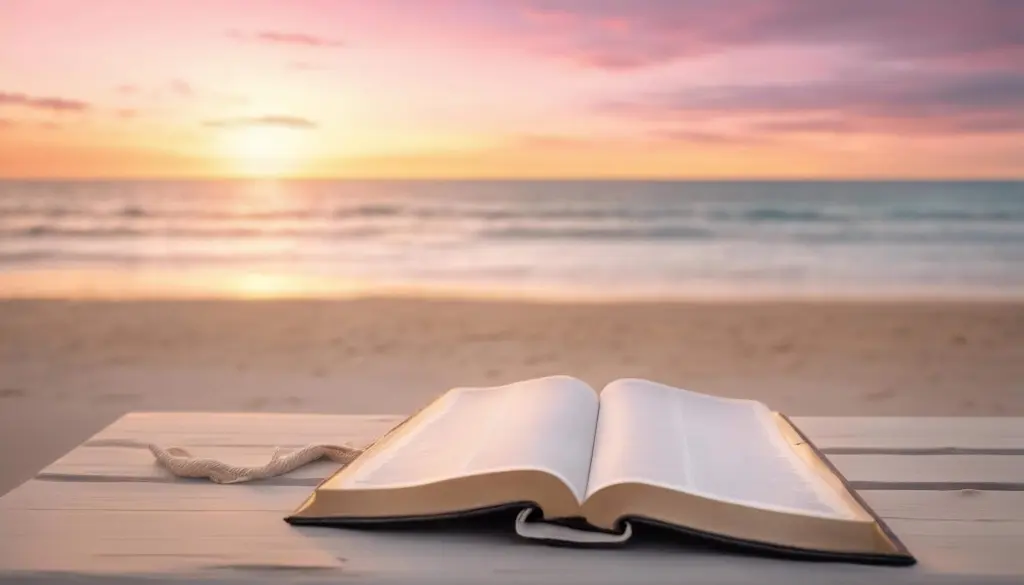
1,180 -> 1022,299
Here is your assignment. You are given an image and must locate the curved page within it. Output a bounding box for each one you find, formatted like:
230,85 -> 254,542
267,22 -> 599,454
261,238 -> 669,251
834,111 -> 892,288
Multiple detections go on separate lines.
327,375 -> 600,502
587,379 -> 852,519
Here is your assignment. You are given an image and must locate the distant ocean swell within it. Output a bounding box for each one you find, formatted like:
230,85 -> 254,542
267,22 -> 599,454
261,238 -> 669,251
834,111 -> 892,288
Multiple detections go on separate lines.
6,223 -> 1024,245
1,180 -> 1022,298
5,202 -> 1024,223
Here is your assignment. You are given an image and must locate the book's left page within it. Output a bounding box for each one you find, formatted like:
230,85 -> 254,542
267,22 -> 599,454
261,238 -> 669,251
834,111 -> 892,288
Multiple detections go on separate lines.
287,375 -> 600,523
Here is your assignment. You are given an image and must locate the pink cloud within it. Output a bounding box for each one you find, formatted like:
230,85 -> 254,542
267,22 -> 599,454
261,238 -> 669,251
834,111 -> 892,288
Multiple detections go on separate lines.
168,79 -> 192,97
288,61 -> 330,72
203,115 -> 317,129
0,92 -> 89,113
757,113 -> 1024,136
517,0 -> 1024,71
511,134 -> 599,149
601,66 -> 1024,137
229,29 -> 344,48
654,129 -> 761,145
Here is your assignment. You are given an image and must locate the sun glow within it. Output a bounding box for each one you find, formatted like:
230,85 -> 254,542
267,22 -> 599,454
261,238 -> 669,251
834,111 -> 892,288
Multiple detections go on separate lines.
220,126 -> 310,177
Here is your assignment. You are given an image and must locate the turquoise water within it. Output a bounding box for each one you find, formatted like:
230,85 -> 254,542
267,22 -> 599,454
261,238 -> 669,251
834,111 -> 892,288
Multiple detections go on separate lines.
1,180 -> 1022,298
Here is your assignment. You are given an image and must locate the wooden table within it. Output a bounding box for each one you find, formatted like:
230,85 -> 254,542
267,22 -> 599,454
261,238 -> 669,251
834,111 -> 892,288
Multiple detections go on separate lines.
1,414 -> 1022,584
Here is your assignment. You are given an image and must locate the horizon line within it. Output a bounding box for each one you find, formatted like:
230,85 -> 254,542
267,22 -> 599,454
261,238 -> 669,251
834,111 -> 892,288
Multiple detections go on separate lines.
2,176 -> 1023,183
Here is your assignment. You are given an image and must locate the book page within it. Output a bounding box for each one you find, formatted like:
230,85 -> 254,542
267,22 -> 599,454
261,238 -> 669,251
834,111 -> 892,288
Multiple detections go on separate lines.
586,379 -> 852,519
328,375 -> 600,502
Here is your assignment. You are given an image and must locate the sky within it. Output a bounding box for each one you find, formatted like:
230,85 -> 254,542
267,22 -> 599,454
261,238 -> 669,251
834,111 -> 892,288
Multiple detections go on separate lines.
1,0 -> 1023,179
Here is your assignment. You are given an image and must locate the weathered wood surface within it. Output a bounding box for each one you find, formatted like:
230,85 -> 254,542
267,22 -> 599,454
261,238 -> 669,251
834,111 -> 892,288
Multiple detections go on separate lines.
1,413 -> 1022,584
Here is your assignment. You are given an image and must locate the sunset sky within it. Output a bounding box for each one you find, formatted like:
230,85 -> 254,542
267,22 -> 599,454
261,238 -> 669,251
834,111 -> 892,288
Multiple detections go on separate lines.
1,0 -> 1022,178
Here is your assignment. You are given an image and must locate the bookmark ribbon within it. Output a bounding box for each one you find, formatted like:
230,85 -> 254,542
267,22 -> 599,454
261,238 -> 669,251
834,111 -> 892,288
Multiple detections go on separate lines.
514,508 -> 632,545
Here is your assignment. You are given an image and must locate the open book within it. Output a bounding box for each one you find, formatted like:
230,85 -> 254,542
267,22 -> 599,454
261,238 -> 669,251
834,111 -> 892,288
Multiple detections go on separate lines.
286,376 -> 915,565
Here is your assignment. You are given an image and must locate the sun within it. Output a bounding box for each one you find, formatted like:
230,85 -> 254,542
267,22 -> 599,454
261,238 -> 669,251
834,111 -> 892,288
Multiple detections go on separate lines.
220,126 -> 309,177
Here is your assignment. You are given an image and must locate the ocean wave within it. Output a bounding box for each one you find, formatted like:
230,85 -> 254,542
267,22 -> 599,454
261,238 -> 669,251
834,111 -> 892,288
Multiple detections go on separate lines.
885,209 -> 1024,222
0,250 -> 59,264
481,225 -> 715,241
0,250 -> 305,266
2,203 -> 701,223
711,208 -> 851,223
460,207 -> 694,221
0,207 -> 324,221
120,205 -> 147,218
785,229 -> 1024,245
333,203 -> 403,218
21,225 -> 141,238
2,225 -> 387,239
27,202 -> 1024,225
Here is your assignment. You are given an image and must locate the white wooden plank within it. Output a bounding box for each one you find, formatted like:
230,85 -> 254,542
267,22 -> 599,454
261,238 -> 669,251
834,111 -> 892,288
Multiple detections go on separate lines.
33,444 -> 1024,486
41,445 -> 341,482
792,417 -> 1024,450
883,518 -> 1024,577
0,507 -> 1022,582
6,479 -> 1024,522
29,413 -> 1024,487
90,413 -> 1024,451
0,509 -> 343,575
28,413 -> 402,484
0,480 -> 312,512
861,490 -> 1024,521
87,413 -> 404,447
827,454 -> 1024,486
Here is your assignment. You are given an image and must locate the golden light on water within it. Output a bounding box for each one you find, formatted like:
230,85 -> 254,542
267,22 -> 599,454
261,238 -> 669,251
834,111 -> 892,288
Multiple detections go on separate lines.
233,273 -> 305,298
0,270 -> 376,300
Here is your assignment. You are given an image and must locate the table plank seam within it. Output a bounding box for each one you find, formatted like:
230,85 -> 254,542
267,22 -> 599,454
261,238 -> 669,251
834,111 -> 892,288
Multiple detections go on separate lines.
81,442 -> 1024,455
821,448 -> 1024,456
84,440 -> 344,449
850,481 -> 1024,491
34,473 -> 323,487
32,472 -> 1024,492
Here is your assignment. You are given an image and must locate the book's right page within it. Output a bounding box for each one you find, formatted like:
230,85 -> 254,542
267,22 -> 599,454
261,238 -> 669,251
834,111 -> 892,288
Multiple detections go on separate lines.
582,379 -> 915,563
587,378 -> 852,519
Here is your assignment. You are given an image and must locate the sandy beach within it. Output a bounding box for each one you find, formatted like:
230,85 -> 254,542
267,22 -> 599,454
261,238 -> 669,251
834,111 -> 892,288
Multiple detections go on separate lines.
1,297 -> 1023,495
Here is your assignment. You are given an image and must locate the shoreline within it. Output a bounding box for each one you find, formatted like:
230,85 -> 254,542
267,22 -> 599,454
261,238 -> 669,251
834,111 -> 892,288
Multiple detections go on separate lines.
2,297 -> 1022,496
1,268 -> 1023,304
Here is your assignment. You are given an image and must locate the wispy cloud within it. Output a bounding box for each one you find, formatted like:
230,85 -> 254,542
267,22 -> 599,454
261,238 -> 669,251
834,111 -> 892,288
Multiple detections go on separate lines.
203,115 -> 318,129
519,0 -> 1024,71
755,113 -> 1024,136
228,29 -> 344,48
601,68 -> 1024,136
653,129 -> 760,145
168,79 -> 192,97
0,92 -> 89,113
512,134 -> 597,149
114,80 -> 194,100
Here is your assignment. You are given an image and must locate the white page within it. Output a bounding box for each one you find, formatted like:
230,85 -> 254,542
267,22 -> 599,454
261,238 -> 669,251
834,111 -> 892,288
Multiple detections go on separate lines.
330,375 -> 600,502
587,379 -> 852,519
